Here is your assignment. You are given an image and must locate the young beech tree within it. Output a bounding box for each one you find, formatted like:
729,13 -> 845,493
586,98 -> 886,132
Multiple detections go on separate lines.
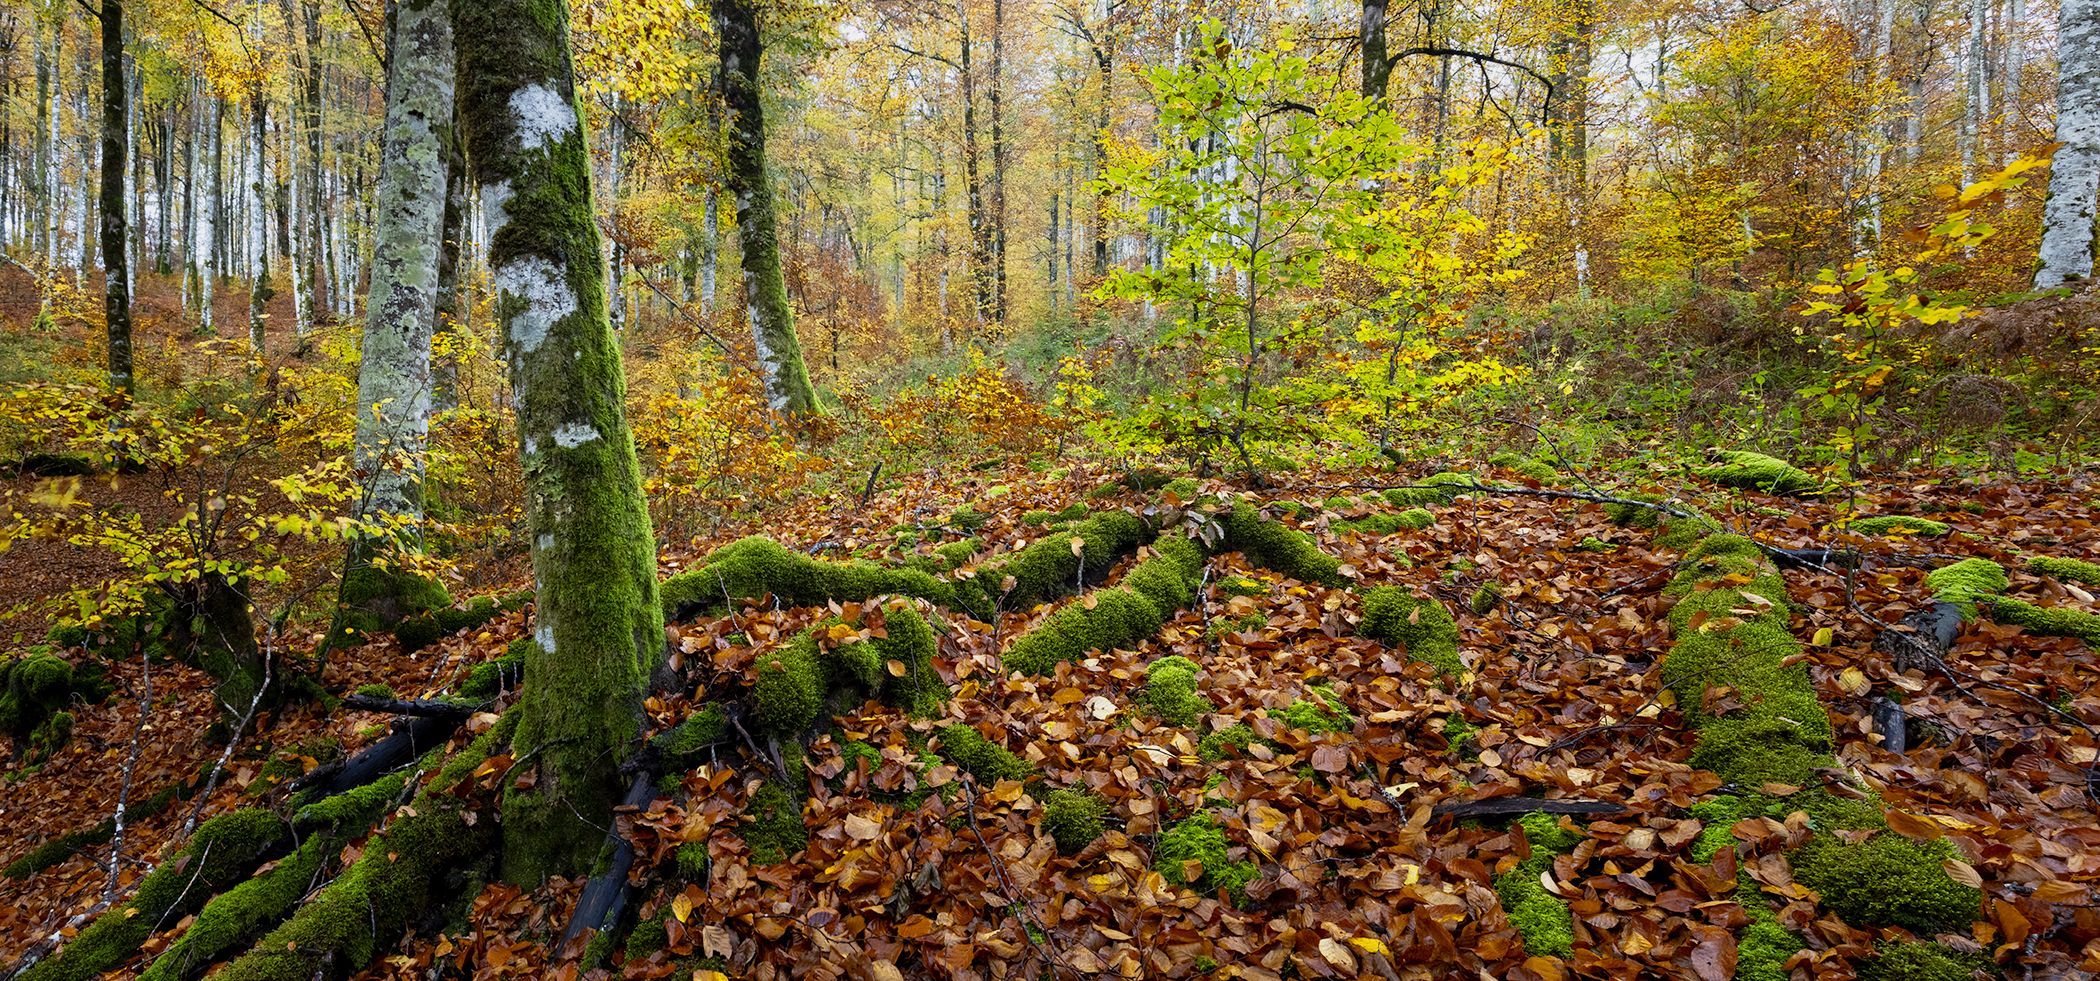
715,0 -> 820,414
454,0 -> 665,881
335,0 -> 454,638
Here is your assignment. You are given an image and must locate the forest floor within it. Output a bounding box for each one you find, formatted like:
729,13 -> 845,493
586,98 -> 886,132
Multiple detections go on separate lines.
4,454 -> 2099,980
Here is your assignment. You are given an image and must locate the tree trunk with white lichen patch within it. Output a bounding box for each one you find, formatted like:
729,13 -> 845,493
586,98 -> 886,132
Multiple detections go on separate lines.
714,0 -> 820,414
454,0 -> 664,882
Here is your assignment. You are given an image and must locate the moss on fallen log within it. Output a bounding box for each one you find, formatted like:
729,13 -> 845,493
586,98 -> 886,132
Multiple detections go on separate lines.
660,536 -> 955,619
1001,536 -> 1205,675
1655,529 -> 1978,942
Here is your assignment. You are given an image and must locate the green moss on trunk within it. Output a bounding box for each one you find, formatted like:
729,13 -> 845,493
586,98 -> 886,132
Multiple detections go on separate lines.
452,0 -> 664,883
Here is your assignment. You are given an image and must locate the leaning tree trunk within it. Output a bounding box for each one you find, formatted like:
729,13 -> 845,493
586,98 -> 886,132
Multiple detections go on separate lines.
713,0 -> 819,414
453,0 -> 665,882
2036,0 -> 2100,287
100,0 -> 132,399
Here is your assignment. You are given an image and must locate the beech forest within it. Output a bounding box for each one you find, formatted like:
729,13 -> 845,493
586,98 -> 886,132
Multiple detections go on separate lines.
0,0 -> 2097,977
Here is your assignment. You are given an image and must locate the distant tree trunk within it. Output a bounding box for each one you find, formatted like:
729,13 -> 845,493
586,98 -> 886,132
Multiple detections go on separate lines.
38,14 -> 58,268
700,186 -> 718,316
353,0 -> 452,527
989,0 -> 1007,324
2035,0 -> 2099,287
714,0 -> 819,413
1091,37 -> 1110,279
1360,0 -> 1391,99
454,0 -> 664,882
955,0 -> 992,326
603,95 -> 626,333
99,0 -> 132,399
247,90 -> 272,355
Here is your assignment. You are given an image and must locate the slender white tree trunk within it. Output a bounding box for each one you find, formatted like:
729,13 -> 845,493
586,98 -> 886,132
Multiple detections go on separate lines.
2036,0 -> 2100,286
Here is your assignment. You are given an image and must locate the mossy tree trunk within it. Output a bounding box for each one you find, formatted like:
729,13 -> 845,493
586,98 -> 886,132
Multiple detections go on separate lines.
713,0 -> 819,414
453,0 -> 664,883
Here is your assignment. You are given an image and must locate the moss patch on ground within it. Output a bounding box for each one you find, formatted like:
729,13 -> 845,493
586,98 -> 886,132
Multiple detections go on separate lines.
1695,450 -> 1823,496
1847,515 -> 1953,537
1358,586 -> 1462,676
1154,813 -> 1258,905
1493,812 -> 1580,959
936,722 -> 1033,783
1041,788 -> 1107,854
2030,555 -> 2100,586
1139,655 -> 1209,726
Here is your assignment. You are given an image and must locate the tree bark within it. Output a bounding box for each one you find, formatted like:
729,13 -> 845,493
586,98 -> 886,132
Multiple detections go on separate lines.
453,0 -> 664,882
99,0 -> 132,399
1360,0 -> 1391,100
714,0 -> 820,413
353,0 -> 453,525
2036,0 -> 2100,287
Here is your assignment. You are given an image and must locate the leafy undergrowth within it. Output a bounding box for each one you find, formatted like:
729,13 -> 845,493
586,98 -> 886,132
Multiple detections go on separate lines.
5,458 -> 2100,980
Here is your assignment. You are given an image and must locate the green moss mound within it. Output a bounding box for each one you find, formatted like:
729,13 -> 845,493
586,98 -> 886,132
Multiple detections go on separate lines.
1278,684 -> 1352,735
2030,555 -> 2100,587
1333,507 -> 1435,537
751,604 -> 950,736
391,590 -> 530,653
1695,450 -> 1823,496
1384,472 -> 1481,507
1358,586 -> 1462,676
936,722 -> 1032,783
332,561 -> 453,645
1488,451 -> 1558,483
1220,504 -> 1342,585
1197,723 -> 1257,762
1154,813 -> 1258,905
1140,655 -> 1210,726
660,535 -> 955,619
1469,582 -> 1502,614
1794,833 -> 1981,934
1848,515 -> 1953,537
952,510 -> 1152,618
1493,813 -> 1579,959
741,781 -> 808,865
1994,597 -> 2100,645
1924,558 -> 2010,611
1041,789 -> 1107,854
1602,492 -> 1667,528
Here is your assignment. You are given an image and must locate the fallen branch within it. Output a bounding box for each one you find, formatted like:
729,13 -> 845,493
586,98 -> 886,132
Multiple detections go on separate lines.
558,771 -> 659,951
288,713 -> 465,797
341,693 -> 481,718
1430,797 -> 1628,820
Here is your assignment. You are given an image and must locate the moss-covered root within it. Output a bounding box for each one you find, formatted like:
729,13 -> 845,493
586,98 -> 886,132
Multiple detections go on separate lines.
658,535 -> 954,619
1153,813 -> 1258,905
752,602 -> 951,737
951,510 -> 1153,618
1219,504 -> 1342,585
207,719 -> 512,981
1357,586 -> 1462,677
1926,557 -> 2100,645
1694,449 -> 1823,496
138,775 -> 412,981
1492,813 -> 1581,959
19,809 -> 293,981
329,559 -> 453,647
1382,471 -> 1481,507
1002,537 -> 1205,675
2030,554 -> 2100,587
